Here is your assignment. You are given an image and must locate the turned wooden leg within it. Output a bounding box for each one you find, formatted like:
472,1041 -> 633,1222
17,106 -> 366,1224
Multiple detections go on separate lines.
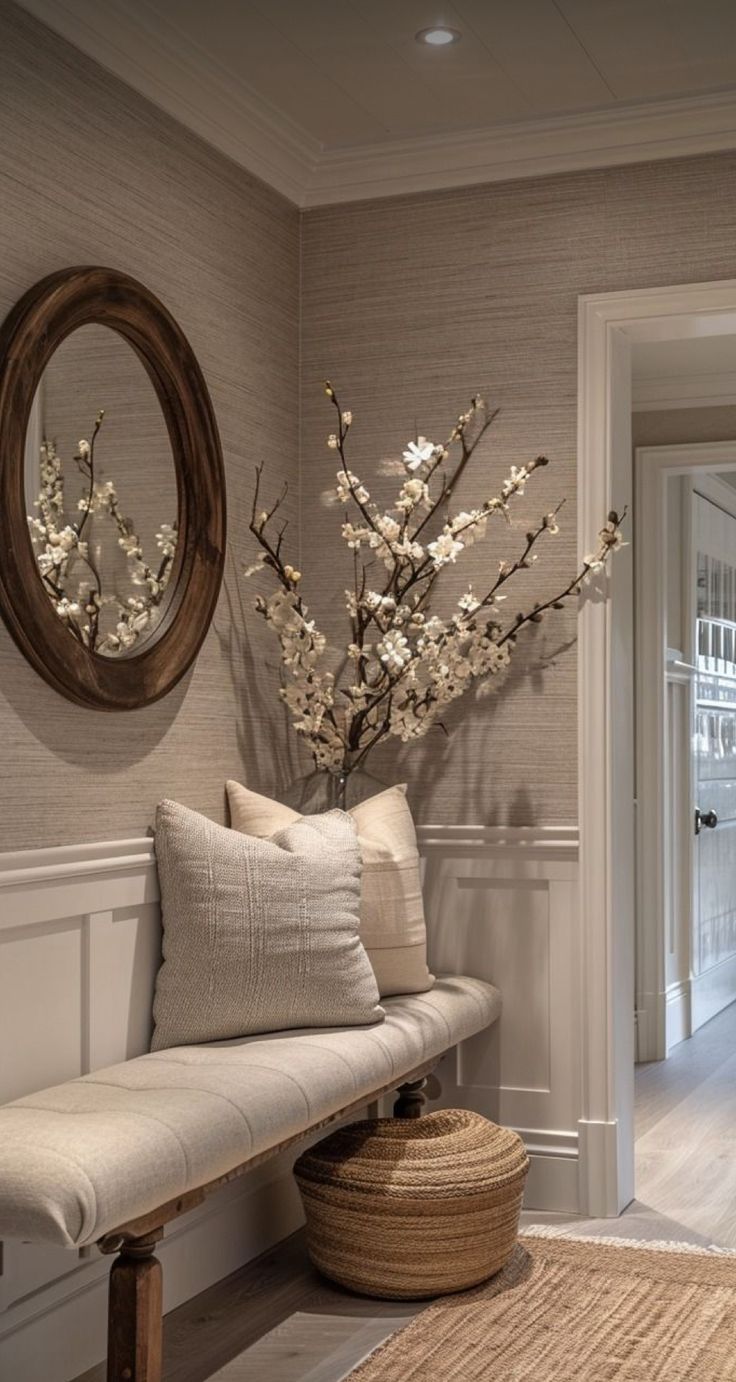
394,1076 -> 427,1118
106,1230 -> 163,1382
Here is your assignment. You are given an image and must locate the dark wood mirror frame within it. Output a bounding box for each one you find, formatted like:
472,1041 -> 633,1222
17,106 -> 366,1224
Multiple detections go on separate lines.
0,267 -> 226,710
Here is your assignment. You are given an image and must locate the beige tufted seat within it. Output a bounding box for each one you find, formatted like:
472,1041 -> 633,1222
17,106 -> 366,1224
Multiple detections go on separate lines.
0,975 -> 500,1252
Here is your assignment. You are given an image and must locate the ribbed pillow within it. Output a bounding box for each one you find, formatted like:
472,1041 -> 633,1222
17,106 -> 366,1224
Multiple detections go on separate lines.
226,781 -> 435,999
151,799 -> 383,1051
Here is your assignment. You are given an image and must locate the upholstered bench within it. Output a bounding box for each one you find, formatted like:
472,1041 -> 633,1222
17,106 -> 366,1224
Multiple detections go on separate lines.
0,974 -> 500,1382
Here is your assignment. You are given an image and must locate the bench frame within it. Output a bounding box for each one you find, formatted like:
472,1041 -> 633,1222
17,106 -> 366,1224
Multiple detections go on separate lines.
98,1064 -> 435,1382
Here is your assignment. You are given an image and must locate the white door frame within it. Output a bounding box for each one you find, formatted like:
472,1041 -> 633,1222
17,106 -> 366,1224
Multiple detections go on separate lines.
577,279 -> 736,1216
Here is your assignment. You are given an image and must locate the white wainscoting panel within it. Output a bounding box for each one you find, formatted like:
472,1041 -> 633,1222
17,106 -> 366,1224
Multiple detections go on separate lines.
0,823 -> 580,1380
417,825 -> 581,1213
0,837 -> 307,1382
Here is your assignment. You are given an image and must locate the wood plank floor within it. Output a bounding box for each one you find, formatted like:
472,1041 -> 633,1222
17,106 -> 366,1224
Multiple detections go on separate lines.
76,1233 -> 424,1382
76,1007 -> 736,1381
635,999 -> 736,1248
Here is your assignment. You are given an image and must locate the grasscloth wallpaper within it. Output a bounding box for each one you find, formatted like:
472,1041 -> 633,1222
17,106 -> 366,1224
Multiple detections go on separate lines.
5,2 -> 736,846
633,406 -> 736,448
300,152 -> 736,825
0,0 -> 300,848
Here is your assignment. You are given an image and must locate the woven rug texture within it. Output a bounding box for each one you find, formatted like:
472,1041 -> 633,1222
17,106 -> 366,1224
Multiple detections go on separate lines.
345,1234 -> 736,1380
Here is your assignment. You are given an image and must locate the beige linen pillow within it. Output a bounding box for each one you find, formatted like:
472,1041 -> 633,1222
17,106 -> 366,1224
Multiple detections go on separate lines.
226,781 -> 435,999
151,799 -> 383,1051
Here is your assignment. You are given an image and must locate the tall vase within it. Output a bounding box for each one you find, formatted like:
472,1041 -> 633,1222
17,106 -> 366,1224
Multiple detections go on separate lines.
281,766 -> 389,814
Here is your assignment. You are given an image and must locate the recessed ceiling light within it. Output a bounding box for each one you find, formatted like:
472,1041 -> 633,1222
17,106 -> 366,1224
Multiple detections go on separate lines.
415,26 -> 461,46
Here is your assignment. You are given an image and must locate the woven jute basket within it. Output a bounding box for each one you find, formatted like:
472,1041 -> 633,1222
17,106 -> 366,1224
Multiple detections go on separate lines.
294,1109 -> 529,1300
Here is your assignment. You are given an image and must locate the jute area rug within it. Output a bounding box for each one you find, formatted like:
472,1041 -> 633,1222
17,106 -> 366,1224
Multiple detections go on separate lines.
345,1231 -> 736,1380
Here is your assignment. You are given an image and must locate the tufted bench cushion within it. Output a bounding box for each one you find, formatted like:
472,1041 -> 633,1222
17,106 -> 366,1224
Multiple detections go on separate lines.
0,975 -> 500,1250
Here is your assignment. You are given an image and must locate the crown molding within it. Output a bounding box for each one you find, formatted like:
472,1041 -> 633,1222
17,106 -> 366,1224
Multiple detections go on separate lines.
306,89 -> 736,207
633,370 -> 736,411
15,0 -> 736,208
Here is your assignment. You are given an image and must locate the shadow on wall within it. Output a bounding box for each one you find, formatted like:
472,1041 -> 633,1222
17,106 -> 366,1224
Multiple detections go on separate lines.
0,544 -> 303,803
369,620 -> 578,826
212,545 -> 590,821
213,544 -> 303,799
0,621 -> 190,767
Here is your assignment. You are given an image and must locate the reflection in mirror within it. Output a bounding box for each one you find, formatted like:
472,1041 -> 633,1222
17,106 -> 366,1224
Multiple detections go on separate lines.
24,325 -> 178,657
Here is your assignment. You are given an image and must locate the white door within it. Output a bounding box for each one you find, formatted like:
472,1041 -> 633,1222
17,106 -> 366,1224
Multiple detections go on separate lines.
691,492 -> 736,1030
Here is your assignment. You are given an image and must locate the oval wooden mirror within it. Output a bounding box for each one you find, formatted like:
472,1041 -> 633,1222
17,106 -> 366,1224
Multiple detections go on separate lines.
0,267 -> 226,709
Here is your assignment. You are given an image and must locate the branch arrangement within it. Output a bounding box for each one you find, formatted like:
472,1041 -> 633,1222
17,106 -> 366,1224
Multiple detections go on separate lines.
27,411 -> 177,654
245,385 -> 625,776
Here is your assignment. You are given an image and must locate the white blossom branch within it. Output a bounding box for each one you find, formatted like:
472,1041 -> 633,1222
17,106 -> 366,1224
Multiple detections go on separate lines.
243,385 -> 626,775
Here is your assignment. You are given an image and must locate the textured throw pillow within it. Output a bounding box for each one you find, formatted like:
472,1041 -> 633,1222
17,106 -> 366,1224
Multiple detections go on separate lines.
151,799 -> 383,1051
226,781 -> 435,999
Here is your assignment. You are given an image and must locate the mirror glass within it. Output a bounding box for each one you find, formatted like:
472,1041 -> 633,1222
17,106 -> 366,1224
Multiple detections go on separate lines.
24,324 -> 178,657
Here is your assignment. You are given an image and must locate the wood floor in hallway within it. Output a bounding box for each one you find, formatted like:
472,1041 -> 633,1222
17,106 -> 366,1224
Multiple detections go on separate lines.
635,998 -> 736,1248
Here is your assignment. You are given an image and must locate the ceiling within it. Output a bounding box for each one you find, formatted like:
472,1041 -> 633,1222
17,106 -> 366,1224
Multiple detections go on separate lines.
16,0 -> 736,205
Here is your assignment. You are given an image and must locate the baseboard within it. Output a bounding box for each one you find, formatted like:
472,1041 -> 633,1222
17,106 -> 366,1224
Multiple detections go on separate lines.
577,1119 -> 624,1217
635,992 -> 665,1062
635,982 -> 693,1060
635,1002 -> 654,1062
692,953 -> 736,1032
665,980 -> 691,1053
0,1159 -> 304,1382
519,1129 -> 580,1214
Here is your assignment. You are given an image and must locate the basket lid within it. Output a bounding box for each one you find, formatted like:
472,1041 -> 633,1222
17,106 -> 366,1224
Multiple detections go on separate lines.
294,1109 -> 529,1199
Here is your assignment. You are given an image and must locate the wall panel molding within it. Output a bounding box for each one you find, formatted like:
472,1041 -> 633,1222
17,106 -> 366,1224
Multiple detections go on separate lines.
416,824 -> 578,860
0,822 -> 581,1377
419,823 -> 581,1213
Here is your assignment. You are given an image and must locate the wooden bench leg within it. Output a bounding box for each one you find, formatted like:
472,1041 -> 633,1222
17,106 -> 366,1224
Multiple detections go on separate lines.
106,1229 -> 163,1382
394,1077 -> 427,1118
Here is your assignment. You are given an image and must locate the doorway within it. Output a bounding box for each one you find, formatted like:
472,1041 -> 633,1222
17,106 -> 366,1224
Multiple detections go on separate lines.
577,278 -> 736,1217
633,428 -> 736,1247
635,442 -> 736,1063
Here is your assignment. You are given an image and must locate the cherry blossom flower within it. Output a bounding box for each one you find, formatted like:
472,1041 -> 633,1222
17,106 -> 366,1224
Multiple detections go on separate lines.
396,477 -> 430,512
402,437 -> 436,471
243,387 -> 625,778
26,413 -> 177,655
427,532 -> 464,566
378,629 -> 411,671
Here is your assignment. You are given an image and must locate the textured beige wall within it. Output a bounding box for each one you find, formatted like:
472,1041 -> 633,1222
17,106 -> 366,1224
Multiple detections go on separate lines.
7,2 -> 736,845
633,406 -> 736,448
300,152 -> 736,825
0,1 -> 301,848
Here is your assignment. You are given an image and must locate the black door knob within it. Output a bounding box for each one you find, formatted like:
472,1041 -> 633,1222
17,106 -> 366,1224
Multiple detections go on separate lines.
695,808 -> 718,834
